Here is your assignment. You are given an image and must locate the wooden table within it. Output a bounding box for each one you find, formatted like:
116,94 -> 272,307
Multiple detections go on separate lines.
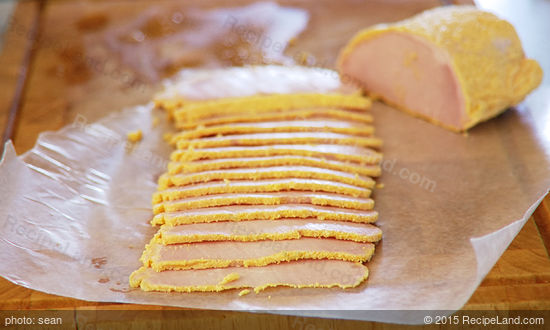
0,0 -> 549,327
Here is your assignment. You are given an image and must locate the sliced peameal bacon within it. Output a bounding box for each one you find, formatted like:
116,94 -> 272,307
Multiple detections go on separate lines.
130,259 -> 369,293
141,238 -> 375,271
153,191 -> 375,214
154,219 -> 382,244
175,132 -> 383,150
131,66 -> 383,294
174,108 -> 374,130
171,144 -> 382,164
152,178 -> 372,203
154,65 -> 362,112
176,120 -> 375,139
157,165 -> 375,190
173,93 -> 370,123
167,156 -> 381,177
152,204 -> 378,226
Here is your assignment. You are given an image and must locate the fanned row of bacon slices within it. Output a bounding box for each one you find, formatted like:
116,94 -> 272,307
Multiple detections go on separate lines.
129,66 -> 383,295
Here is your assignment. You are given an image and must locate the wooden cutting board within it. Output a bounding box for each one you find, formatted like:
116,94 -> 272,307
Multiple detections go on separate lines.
0,0 -> 549,328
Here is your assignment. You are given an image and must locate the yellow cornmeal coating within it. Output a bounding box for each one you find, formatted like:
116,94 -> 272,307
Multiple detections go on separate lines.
153,194 -> 375,214
152,207 -> 378,226
338,5 -> 543,131
127,130 -> 143,142
175,108 -> 374,130
238,289 -> 250,296
128,263 -> 369,293
152,180 -> 371,204
218,273 -> 240,285
152,117 -> 160,127
176,122 -> 375,140
156,167 -> 374,190
171,146 -> 383,165
154,223 -> 382,244
162,133 -> 173,143
175,133 -> 383,150
167,157 -> 381,177
169,93 -> 371,123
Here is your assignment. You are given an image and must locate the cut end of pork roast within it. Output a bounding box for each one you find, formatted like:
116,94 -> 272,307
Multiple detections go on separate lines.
338,5 -> 543,132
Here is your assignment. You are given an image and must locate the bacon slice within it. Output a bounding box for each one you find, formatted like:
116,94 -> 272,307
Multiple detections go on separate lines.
141,238 -> 375,271
157,166 -> 375,190
173,93 -> 370,123
171,144 -> 382,164
154,65 -> 362,110
155,219 -> 382,244
152,204 -> 378,226
175,108 -> 374,130
177,120 -> 374,140
153,178 -> 371,203
129,260 -> 369,292
168,156 -> 381,177
175,132 -> 383,150
153,192 -> 374,214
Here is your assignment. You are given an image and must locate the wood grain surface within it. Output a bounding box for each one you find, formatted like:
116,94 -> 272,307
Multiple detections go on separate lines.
0,0 -> 549,328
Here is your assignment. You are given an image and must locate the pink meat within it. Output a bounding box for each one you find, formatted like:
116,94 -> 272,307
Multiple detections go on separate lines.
340,31 -> 465,129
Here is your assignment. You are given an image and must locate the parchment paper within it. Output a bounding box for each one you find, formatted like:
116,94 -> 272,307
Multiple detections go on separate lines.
0,64 -> 549,324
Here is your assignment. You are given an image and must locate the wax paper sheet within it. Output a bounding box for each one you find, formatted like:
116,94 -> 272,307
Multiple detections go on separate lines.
0,63 -> 549,324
